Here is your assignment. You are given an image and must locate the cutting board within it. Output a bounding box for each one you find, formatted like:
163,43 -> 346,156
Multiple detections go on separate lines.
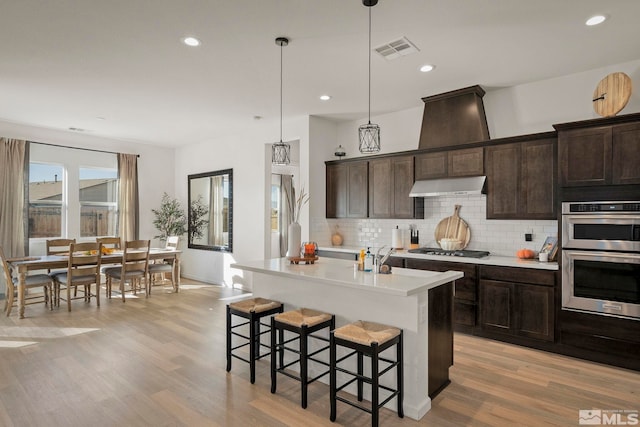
434,204 -> 471,249
592,72 -> 632,117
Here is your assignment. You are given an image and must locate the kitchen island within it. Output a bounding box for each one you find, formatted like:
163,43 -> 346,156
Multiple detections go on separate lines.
231,257 -> 463,420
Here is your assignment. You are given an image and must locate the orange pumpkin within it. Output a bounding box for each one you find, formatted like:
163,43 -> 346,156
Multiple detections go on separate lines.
516,249 -> 536,259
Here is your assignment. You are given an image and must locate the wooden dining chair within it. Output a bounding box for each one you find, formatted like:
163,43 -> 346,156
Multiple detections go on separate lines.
104,240 -> 150,302
148,236 -> 179,292
50,242 -> 102,312
1,246 -> 53,317
46,238 -> 76,305
96,236 -> 121,249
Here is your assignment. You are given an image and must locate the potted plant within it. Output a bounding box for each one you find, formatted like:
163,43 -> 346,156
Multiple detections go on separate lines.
189,195 -> 209,243
152,193 -> 187,244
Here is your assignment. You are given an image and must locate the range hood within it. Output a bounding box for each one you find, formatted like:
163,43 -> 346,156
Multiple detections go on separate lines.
409,176 -> 486,197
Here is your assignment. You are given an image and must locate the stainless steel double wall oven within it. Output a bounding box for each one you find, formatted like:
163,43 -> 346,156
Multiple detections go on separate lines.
561,201 -> 640,320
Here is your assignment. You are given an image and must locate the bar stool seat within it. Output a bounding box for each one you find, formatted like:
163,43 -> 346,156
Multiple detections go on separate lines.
330,320 -> 404,427
271,308 -> 335,409
226,297 -> 284,384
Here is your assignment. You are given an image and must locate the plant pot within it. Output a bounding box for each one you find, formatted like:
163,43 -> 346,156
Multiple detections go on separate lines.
286,222 -> 301,258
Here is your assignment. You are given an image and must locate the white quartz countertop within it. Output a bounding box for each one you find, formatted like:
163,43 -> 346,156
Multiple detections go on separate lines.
231,257 -> 463,297
318,246 -> 559,271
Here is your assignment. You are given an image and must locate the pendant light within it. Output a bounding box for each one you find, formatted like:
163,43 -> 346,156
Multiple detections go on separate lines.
358,0 -> 381,154
272,37 -> 290,165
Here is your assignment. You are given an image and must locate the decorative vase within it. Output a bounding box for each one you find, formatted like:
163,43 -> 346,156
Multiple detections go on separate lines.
286,222 -> 301,258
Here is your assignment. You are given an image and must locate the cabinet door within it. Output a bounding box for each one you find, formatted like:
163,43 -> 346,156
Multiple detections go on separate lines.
558,126 -> 612,187
612,122 -> 640,184
415,152 -> 447,180
521,138 -> 556,218
485,143 -> 520,218
326,163 -> 347,218
368,158 -> 392,218
479,279 -> 514,334
515,283 -> 554,342
369,156 -> 415,219
391,155 -> 416,218
347,161 -> 368,218
448,147 -> 484,177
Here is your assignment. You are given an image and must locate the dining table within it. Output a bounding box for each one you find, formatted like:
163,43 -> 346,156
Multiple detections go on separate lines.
8,248 -> 181,319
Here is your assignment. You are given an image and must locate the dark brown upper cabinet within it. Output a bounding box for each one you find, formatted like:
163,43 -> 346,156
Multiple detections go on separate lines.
485,134 -> 556,219
368,155 -> 416,218
556,113 -> 640,187
326,160 -> 368,218
415,147 -> 484,180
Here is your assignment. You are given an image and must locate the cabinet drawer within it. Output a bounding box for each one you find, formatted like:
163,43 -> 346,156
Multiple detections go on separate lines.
406,258 -> 477,300
480,265 -> 555,286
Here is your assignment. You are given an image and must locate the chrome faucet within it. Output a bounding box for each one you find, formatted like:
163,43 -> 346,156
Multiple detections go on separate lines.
375,246 -> 395,273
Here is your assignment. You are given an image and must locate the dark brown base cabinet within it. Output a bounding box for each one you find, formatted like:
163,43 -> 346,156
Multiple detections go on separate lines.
405,258 -> 478,332
479,266 -> 555,342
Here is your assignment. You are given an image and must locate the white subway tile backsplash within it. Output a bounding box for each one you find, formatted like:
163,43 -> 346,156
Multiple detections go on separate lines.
312,194 -> 557,256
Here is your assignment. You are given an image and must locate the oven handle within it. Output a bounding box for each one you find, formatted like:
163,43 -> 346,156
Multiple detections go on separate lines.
563,249 -> 640,263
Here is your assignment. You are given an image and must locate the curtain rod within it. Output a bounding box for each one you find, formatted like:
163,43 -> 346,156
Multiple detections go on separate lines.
30,141 -> 140,158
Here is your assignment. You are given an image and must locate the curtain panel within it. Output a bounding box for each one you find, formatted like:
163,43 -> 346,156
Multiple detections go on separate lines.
117,153 -> 139,241
279,174 -> 293,257
0,138 -> 27,258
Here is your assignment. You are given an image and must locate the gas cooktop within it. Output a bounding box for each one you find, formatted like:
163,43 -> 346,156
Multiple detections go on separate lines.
408,248 -> 490,258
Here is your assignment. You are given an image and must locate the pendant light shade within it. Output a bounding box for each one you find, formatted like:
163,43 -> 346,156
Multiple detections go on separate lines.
359,0 -> 381,154
272,37 -> 290,165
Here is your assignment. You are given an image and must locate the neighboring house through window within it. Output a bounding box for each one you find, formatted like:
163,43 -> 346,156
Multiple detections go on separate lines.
28,143 -> 118,254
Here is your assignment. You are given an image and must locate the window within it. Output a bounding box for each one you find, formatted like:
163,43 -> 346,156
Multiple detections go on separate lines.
79,167 -> 118,237
28,143 -> 118,247
28,163 -> 64,238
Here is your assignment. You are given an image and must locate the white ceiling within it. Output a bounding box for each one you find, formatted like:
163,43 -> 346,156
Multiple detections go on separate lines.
1,0 -> 639,147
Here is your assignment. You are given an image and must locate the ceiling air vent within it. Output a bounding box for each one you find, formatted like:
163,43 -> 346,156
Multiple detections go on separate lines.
374,36 -> 419,60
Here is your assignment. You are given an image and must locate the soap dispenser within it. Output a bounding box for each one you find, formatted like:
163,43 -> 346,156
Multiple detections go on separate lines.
364,247 -> 373,272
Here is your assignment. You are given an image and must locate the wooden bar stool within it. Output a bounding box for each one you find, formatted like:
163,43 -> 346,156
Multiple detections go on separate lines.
330,320 -> 403,427
226,297 -> 283,384
270,308 -> 335,408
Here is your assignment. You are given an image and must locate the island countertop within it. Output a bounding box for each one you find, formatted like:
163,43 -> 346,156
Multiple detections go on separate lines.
231,257 -> 463,297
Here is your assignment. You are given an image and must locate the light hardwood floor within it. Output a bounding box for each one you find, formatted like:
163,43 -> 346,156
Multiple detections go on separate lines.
1,279 -> 638,426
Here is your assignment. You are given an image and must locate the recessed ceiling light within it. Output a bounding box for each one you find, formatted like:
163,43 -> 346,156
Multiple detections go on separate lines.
585,15 -> 606,26
183,36 -> 201,47
419,64 -> 435,73
320,95 -> 331,101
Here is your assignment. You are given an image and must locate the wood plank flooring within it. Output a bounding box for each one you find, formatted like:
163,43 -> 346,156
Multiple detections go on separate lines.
1,280 -> 638,426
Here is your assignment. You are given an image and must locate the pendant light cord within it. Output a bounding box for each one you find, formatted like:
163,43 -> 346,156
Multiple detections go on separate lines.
280,42 -> 283,142
367,5 -> 372,125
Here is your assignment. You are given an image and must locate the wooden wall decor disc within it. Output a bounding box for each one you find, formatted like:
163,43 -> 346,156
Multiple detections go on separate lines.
592,72 -> 632,117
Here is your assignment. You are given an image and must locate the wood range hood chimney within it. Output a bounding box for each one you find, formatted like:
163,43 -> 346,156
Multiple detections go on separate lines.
418,85 -> 490,150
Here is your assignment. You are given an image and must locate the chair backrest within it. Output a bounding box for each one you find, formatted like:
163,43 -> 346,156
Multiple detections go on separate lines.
0,246 -> 14,290
67,242 -> 102,283
165,236 -> 179,250
96,237 -> 121,249
122,240 -> 150,275
46,238 -> 76,256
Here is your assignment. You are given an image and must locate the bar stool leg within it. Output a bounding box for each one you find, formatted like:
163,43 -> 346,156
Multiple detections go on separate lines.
300,324 -> 308,409
357,351 -> 364,401
278,327 -> 284,369
270,317 -> 277,394
330,332 -> 337,422
226,306 -> 232,373
371,342 -> 379,427
249,312 -> 257,384
397,331 -> 404,418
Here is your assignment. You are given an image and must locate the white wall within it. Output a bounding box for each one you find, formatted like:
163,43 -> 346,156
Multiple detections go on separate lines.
174,115 -> 310,289
0,120 -> 176,246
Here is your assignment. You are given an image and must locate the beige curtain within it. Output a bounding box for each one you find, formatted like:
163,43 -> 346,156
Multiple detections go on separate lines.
0,138 -> 27,258
118,153 -> 139,241
209,175 -> 225,246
